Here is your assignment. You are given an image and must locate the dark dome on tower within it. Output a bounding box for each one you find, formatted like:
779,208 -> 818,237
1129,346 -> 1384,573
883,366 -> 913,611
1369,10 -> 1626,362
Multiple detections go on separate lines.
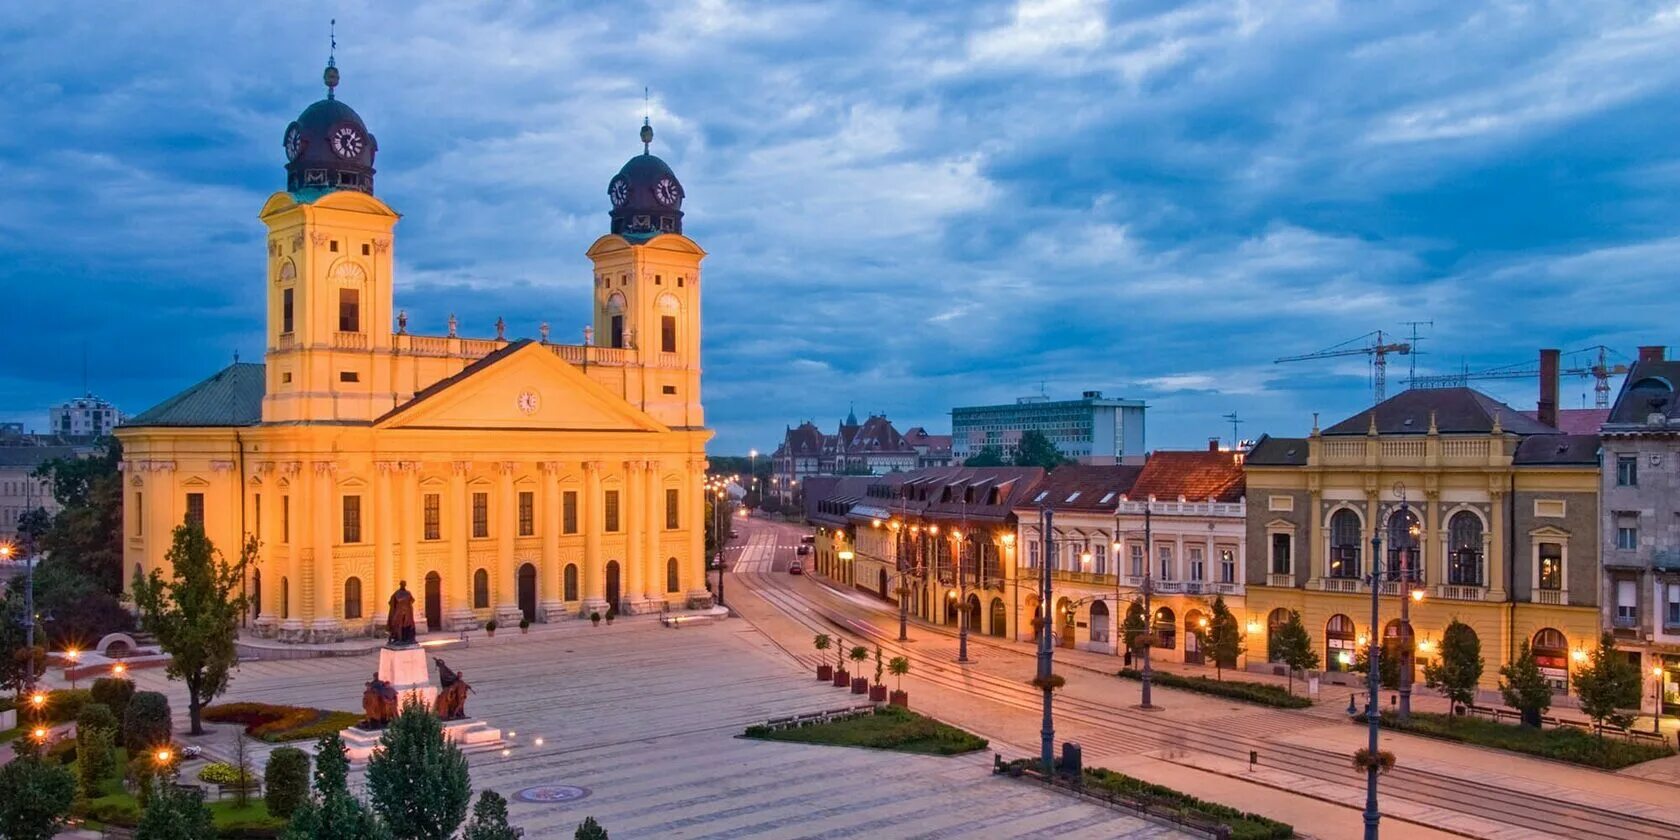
607,120 -> 683,239
282,60 -> 378,195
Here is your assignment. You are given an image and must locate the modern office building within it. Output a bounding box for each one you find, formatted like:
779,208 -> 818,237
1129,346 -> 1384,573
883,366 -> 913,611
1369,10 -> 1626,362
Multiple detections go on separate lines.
51,394 -> 124,439
951,391 -> 1146,464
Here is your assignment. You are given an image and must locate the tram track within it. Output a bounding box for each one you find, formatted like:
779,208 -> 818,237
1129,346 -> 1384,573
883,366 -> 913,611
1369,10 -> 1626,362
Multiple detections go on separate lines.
726,537 -> 1680,840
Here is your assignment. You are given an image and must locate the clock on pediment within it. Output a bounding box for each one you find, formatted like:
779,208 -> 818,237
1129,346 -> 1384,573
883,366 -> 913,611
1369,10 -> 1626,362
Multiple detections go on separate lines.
516,390 -> 540,415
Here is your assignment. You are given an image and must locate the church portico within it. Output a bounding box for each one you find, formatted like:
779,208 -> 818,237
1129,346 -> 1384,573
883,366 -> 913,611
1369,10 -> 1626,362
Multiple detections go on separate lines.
118,55 -> 712,643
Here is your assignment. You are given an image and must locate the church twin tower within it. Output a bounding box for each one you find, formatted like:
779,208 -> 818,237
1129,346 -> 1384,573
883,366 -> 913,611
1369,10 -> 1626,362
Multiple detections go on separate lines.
118,58 -> 714,642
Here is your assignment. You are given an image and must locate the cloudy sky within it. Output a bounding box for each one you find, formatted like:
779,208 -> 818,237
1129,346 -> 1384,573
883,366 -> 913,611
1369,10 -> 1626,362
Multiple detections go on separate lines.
2,1 -> 1676,453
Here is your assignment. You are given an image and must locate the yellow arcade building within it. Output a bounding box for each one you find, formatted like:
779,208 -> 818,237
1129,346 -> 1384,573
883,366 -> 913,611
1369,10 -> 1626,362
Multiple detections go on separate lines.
117,60 -> 714,642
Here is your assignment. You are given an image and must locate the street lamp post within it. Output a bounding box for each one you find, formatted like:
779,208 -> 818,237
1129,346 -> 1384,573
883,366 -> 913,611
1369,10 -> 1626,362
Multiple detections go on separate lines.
748,449 -> 758,508
953,529 -> 971,664
1654,666 -> 1666,734
1393,483 -> 1423,723
1140,504 -> 1155,710
1037,505 -> 1056,777
1363,530 -> 1384,840
714,488 -> 727,608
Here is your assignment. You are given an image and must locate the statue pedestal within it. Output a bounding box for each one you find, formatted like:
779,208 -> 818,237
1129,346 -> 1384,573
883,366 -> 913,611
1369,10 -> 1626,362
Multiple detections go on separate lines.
342,718 -> 504,763
378,643 -> 436,712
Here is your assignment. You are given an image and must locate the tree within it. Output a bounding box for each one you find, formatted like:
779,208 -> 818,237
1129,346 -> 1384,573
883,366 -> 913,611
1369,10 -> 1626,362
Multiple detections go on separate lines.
91,676 -> 136,722
31,559 -> 134,650
575,816 -> 609,840
131,525 -> 250,735
463,790 -> 522,840
124,691 -> 173,753
1422,619 -> 1483,713
35,442 -> 126,595
1499,640 -> 1553,727
0,586 -> 46,699
368,701 -> 472,840
963,446 -> 1007,467
1011,430 -> 1068,470
285,733 -> 389,840
1574,632 -> 1642,735
0,752 -> 76,840
1121,600 -> 1148,651
136,781 -> 216,840
265,747 -> 311,819
76,703 -> 119,797
1270,610 -> 1319,696
1353,643 -> 1401,690
1206,596 -> 1244,679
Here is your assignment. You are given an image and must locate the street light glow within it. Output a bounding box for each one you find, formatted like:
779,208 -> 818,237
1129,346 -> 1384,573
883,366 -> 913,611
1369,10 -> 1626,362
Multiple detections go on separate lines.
112,662 -> 128,676
1410,589 -> 1424,602
155,749 -> 172,764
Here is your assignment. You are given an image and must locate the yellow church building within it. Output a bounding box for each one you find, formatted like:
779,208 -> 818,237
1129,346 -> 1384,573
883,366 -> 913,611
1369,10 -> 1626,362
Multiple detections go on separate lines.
117,60 -> 713,642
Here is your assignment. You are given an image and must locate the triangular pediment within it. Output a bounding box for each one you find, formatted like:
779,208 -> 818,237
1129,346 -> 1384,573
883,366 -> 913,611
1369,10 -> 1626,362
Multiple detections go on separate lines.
376,340 -> 671,434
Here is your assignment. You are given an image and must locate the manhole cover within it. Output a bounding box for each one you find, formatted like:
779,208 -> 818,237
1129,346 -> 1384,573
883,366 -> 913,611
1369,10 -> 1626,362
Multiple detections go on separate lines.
515,785 -> 591,804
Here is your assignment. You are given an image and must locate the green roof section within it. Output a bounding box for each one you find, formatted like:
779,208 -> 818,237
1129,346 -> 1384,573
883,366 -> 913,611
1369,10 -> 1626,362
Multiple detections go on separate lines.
125,363 -> 266,428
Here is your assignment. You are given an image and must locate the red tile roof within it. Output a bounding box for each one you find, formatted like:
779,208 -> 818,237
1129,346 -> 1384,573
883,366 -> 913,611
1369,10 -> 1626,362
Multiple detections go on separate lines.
1520,408 -> 1610,435
1127,450 -> 1245,503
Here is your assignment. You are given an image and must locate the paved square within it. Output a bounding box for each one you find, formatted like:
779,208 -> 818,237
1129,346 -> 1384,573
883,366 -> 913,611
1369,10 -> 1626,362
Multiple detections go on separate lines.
131,618 -> 1187,838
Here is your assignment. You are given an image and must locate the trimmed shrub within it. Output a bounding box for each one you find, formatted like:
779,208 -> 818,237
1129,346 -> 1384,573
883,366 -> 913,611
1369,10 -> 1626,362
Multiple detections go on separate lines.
263,747 -> 310,819
75,725 -> 114,798
90,677 -> 136,721
1117,669 -> 1311,709
41,689 -> 92,724
196,762 -> 258,787
1362,710 -> 1673,770
77,702 -> 120,738
123,691 -> 172,753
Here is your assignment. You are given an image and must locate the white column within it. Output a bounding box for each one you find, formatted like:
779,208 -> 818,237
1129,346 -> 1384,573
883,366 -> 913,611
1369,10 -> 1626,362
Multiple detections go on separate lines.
582,461 -> 608,615
539,461 -> 563,619
624,460 -> 646,612
686,457 -> 711,607
496,461 -> 520,623
644,461 -> 662,603
374,461 -> 396,633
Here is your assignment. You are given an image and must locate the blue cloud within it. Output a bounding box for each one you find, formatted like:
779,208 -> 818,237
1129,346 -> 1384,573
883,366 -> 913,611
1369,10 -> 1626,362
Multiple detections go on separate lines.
1,1 -> 1676,451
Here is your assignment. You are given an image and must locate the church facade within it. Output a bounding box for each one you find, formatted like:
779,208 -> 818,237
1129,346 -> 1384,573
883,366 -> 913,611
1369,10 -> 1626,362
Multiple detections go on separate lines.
117,60 -> 713,642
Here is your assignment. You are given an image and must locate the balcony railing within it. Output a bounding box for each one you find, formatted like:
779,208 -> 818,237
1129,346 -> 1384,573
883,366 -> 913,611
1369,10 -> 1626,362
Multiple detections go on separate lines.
1211,582 -> 1243,595
1266,573 -> 1295,588
1613,615 -> 1638,629
1532,589 -> 1568,606
459,338 -> 500,357
333,331 -> 368,350
276,333 -> 297,351
1321,578 -> 1362,593
410,335 -> 450,355
1115,499 -> 1245,517
1436,585 -> 1486,602
1153,581 -> 1184,594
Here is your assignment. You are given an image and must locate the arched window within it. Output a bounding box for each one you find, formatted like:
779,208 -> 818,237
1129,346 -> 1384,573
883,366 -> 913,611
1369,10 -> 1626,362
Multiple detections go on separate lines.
473,568 -> 490,609
564,564 -> 579,601
1387,508 -> 1421,580
1448,511 -> 1484,586
666,557 -> 680,593
1329,509 -> 1361,579
1532,628 -> 1570,693
1326,613 -> 1357,672
1153,607 -> 1177,650
1266,607 -> 1290,661
343,576 -> 363,619
989,597 -> 1007,638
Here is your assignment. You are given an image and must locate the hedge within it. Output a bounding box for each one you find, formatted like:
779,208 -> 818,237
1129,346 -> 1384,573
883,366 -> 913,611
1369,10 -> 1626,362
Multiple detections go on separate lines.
1117,668 -> 1311,709
744,706 -> 988,756
1360,710 -> 1674,770
91,677 -> 136,721
202,702 -> 363,743
123,691 -> 173,752
264,747 -> 310,819
1083,766 -> 1294,839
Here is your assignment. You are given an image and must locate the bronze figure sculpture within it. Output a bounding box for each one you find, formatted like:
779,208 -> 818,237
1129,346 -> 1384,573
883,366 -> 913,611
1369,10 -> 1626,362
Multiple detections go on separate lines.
434,657 -> 473,720
361,672 -> 398,728
387,581 -> 417,645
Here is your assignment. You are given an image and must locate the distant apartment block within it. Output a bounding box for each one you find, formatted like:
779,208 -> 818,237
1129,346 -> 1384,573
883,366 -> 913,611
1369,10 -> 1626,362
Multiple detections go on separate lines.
952,390 -> 1146,465
51,393 -> 124,438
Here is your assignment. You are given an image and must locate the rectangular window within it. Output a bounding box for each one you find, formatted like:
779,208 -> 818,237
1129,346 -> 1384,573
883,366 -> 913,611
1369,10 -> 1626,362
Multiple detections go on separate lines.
1618,526 -> 1639,551
282,495 -> 291,543
281,288 -> 294,333
604,490 -> 620,532
1537,543 -> 1563,590
185,492 -> 205,528
1667,584 -> 1680,629
1189,546 -> 1205,582
661,315 -> 677,353
1270,533 -> 1291,575
342,495 -> 362,544
518,491 -> 534,536
423,493 -> 441,540
472,492 -> 489,538
1616,579 -> 1638,627
1617,455 -> 1638,487
665,488 -> 679,529
1027,540 -> 1039,569
135,492 -> 143,535
563,491 -> 578,534
254,493 -> 261,538
1219,548 -> 1235,584
610,315 -> 624,349
339,371 -> 359,382
338,288 -> 359,332
1093,543 -> 1107,575
1130,544 -> 1144,577
1157,545 -> 1174,581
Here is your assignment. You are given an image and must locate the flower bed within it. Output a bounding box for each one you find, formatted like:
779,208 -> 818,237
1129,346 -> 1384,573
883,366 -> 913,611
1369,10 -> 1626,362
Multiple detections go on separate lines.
202,702 -> 363,743
997,758 -> 1293,840
199,761 -> 261,787
744,706 -> 987,756
1360,710 -> 1674,770
1117,668 -> 1311,709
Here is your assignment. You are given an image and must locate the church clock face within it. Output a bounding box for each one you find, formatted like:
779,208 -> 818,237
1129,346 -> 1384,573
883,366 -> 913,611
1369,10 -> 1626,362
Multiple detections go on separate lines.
516,390 -> 540,415
283,125 -> 303,161
608,177 -> 629,207
654,177 -> 681,206
330,125 -> 366,158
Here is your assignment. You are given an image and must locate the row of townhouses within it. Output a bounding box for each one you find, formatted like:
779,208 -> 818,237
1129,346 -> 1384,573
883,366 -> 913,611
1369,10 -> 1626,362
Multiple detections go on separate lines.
770,409 -> 952,503
801,347 -> 1680,714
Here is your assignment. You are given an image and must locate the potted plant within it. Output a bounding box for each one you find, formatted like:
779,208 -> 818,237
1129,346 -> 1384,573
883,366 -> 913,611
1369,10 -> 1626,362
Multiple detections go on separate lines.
887,656 -> 910,707
814,634 -> 834,682
590,611 -> 602,627
832,637 -> 850,687
606,607 -> 617,625
869,646 -> 888,702
519,617 -> 531,634
485,619 -> 498,637
848,646 -> 869,694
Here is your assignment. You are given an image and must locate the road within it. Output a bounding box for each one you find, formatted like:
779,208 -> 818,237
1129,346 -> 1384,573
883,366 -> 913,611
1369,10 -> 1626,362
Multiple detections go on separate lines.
721,513 -> 1680,840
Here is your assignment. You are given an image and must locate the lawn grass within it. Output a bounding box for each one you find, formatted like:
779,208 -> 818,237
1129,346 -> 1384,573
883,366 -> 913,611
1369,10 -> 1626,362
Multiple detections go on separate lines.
1117,668 -> 1312,709
997,758 -> 1293,839
1365,710 -> 1675,770
202,702 -> 362,742
743,706 -> 988,756
73,748 -> 286,835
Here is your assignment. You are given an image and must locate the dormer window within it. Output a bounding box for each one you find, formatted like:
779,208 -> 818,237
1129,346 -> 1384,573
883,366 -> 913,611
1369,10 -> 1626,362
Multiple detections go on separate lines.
1065,491 -> 1081,503
1099,491 -> 1116,504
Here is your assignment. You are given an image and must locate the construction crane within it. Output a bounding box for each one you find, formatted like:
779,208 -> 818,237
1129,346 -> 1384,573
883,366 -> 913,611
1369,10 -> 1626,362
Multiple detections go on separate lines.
1407,345 -> 1630,408
1275,330 -> 1412,404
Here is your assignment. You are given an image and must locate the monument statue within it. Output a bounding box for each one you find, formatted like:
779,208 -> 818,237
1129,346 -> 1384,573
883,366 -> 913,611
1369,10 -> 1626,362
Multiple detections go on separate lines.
434,658 -> 473,720
387,581 -> 417,646
361,672 -> 398,728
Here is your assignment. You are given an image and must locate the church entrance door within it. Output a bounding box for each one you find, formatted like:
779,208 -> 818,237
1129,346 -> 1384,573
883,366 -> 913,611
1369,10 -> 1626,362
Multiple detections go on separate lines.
424,572 -> 442,631
605,561 -> 621,613
517,563 -> 537,623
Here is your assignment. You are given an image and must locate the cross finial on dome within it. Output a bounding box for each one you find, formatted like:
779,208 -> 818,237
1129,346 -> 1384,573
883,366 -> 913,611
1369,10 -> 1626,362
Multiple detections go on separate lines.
324,19 -> 340,99
641,86 -> 653,153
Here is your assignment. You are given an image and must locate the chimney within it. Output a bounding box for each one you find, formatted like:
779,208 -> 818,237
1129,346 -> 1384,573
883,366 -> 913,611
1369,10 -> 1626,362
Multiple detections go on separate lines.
1208,437 -> 1221,452
1639,345 -> 1667,364
1538,348 -> 1559,429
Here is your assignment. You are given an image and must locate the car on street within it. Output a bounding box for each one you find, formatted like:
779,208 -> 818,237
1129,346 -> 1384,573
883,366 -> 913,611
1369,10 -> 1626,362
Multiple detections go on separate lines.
796,544 -> 810,555
788,560 -> 803,575
800,535 -> 816,544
